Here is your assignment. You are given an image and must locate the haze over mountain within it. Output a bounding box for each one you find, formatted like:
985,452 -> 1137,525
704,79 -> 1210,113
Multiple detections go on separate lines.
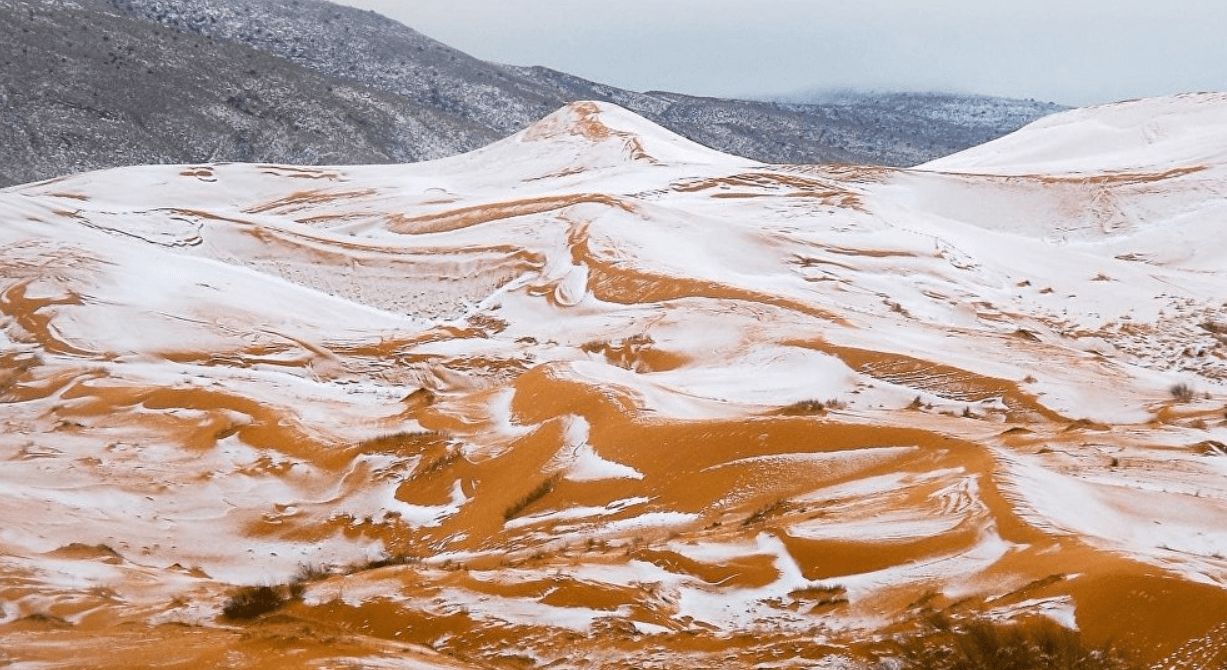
0,0 -> 1064,188
3,93 -> 1227,668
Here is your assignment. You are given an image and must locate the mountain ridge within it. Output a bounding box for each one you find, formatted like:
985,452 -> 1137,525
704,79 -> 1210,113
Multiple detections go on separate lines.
101,0 -> 1070,165
1,0 -> 1065,188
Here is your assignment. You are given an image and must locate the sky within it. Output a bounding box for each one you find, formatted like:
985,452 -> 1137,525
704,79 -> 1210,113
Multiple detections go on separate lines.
330,0 -> 1227,107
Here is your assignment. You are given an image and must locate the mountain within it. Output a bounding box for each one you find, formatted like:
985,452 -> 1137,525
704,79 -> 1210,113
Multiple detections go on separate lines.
0,0 -> 494,188
104,0 -> 1067,165
3,94 -> 1226,669
773,89 -> 1069,146
0,0 -> 1064,188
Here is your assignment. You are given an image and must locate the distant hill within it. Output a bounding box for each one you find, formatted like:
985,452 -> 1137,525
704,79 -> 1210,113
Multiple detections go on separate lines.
0,0 -> 491,188
0,0 -> 1066,187
771,89 -> 1068,150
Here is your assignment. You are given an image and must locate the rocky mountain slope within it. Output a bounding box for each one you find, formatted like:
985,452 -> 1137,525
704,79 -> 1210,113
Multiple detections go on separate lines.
104,0 -> 1066,165
2,93 -> 1226,669
0,0 -> 492,188
0,0 -> 1063,188
778,89 -> 1068,142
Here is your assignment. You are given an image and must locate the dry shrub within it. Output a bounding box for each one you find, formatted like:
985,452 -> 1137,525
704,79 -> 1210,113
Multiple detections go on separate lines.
896,617 -> 1138,670
1170,383 -> 1196,402
356,553 -> 419,571
782,399 -> 826,415
357,430 -> 449,455
743,499 -> 787,526
415,449 -> 461,478
503,475 -> 560,521
221,585 -> 287,620
221,562 -> 335,620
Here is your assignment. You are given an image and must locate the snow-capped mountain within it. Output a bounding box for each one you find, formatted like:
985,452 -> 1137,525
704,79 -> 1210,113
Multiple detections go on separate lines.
3,94 -> 1225,669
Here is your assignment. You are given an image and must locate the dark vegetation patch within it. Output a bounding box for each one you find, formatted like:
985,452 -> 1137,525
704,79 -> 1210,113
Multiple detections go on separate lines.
503,474 -> 560,521
893,616 -> 1140,670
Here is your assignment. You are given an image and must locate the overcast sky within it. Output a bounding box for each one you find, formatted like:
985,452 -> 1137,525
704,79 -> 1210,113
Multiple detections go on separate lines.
332,0 -> 1227,106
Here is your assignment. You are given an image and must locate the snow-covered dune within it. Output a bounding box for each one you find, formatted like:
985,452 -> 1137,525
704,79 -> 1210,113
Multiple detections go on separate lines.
921,92 -> 1227,174
3,96 -> 1227,669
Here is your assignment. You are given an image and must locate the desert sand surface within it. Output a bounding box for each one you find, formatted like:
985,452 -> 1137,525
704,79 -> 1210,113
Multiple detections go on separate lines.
3,96 -> 1227,668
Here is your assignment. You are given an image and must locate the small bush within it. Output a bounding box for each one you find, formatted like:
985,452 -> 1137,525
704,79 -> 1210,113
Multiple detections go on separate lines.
221,585 -> 286,620
1170,383 -> 1196,402
787,584 -> 848,607
782,399 -> 825,415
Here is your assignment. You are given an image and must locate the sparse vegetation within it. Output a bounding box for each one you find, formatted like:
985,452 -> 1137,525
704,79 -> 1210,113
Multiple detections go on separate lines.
744,499 -> 787,526
895,616 -> 1140,670
787,584 -> 848,607
291,562 -> 331,583
220,562 -> 335,620
355,553 -> 419,571
221,585 -> 288,620
357,429 -> 449,455
885,298 -> 909,315
503,474 -> 560,521
415,448 -> 462,478
781,399 -> 826,415
1170,383 -> 1197,402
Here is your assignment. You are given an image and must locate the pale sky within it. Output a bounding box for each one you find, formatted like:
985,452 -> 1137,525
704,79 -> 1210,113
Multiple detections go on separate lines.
332,0 -> 1227,106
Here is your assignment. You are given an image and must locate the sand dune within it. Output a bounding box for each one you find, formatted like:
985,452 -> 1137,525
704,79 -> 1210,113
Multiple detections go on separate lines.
3,97 -> 1227,668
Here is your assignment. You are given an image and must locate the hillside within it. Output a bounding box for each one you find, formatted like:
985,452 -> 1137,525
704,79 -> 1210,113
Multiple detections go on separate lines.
0,0 -> 492,188
0,0 -> 1064,188
2,94 -> 1226,668
104,0 -> 1066,166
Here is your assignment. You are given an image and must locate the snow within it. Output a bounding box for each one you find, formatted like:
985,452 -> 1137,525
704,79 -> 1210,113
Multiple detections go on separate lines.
986,596 -> 1080,630
921,93 -> 1227,174
565,443 -> 644,482
5,94 -> 1227,662
1000,452 -> 1227,584
671,533 -> 811,629
604,513 -> 700,533
503,497 -> 649,530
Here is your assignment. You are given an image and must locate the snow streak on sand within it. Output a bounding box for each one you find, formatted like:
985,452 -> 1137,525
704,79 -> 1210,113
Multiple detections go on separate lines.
4,96 -> 1227,668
